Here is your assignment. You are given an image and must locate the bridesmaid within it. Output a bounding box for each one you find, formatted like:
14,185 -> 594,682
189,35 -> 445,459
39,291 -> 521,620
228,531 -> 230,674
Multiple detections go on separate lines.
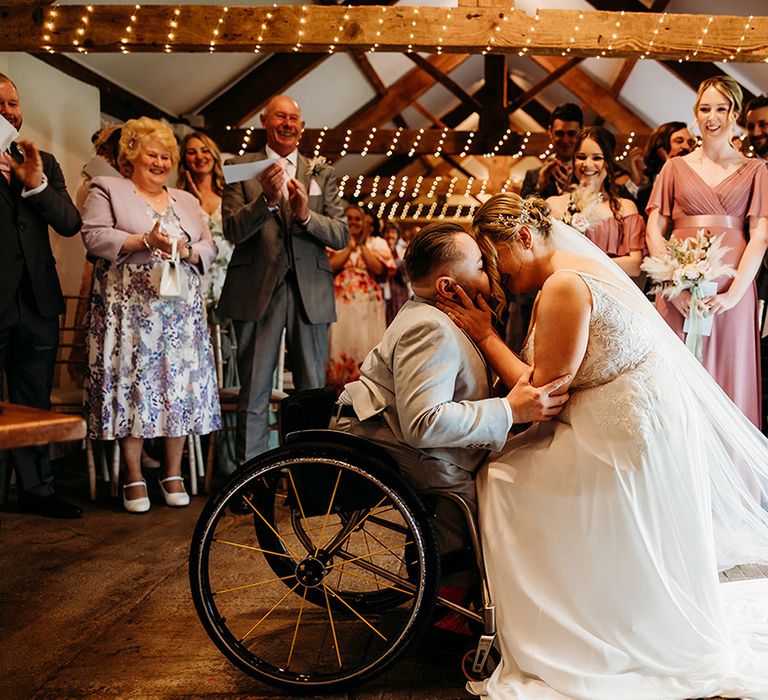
646,76 -> 768,427
547,125 -> 646,280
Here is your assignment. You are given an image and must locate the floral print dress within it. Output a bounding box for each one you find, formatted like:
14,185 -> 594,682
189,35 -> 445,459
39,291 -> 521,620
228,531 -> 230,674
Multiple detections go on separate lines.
198,206 -> 234,306
85,203 -> 222,439
325,237 -> 395,391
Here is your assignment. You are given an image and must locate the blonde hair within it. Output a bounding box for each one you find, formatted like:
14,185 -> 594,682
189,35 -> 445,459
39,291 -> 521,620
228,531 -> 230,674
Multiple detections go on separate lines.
694,76 -> 743,116
118,117 -> 179,177
471,193 -> 552,307
177,131 -> 225,197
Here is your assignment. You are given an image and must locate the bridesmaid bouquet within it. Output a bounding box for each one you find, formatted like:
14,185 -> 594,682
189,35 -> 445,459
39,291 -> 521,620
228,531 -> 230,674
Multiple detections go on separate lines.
641,229 -> 735,360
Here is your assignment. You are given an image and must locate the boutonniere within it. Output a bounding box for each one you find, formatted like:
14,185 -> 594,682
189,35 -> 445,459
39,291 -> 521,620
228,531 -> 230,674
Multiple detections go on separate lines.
305,155 -> 328,178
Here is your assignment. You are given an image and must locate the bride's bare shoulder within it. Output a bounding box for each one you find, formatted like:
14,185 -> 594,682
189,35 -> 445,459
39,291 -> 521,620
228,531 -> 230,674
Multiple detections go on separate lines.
540,269 -> 592,304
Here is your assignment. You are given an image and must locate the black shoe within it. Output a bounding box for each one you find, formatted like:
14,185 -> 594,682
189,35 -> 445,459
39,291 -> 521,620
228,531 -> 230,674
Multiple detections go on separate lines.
18,493 -> 83,519
419,625 -> 474,657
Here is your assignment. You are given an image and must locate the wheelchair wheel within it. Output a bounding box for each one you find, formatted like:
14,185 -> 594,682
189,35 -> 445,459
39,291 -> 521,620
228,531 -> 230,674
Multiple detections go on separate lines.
189,442 -> 441,692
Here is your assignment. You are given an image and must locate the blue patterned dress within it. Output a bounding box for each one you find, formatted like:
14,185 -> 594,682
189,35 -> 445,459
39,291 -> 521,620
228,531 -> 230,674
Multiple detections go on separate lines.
85,204 -> 221,439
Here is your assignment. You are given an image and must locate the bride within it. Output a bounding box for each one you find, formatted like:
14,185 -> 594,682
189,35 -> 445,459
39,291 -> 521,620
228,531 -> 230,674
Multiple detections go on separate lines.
437,193 -> 768,699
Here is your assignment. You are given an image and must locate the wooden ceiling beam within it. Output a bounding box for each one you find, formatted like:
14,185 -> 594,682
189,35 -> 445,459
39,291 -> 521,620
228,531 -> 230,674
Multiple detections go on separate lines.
406,53 -> 482,112
210,128 -> 609,157
6,6 -> 766,61
660,61 -> 756,105
506,57 -> 584,114
337,54 -> 469,131
352,52 -> 408,130
529,55 -> 652,134
199,53 -> 327,128
32,53 -> 181,123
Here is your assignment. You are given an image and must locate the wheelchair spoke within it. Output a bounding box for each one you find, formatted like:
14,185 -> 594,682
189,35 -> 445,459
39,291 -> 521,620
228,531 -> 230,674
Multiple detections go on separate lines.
326,541 -> 412,570
322,584 -> 388,641
323,586 -> 343,669
327,565 -> 415,597
322,496 -> 389,555
242,495 -> 300,561
215,573 -> 296,596
286,468 -> 317,552
314,468 -> 343,558
286,588 -> 308,668
356,527 -> 408,568
240,581 -> 302,644
213,538 -> 297,560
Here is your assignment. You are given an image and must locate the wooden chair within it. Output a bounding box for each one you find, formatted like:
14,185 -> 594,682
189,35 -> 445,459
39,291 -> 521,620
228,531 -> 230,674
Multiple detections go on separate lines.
204,321 -> 287,492
49,294 -> 119,500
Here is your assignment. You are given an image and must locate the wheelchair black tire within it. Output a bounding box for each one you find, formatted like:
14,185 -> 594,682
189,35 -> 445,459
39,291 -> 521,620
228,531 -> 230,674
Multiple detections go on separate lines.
189,442 -> 441,693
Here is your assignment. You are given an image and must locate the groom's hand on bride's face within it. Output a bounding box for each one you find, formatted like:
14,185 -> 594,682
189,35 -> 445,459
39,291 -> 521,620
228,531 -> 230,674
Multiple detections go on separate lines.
506,366 -> 571,424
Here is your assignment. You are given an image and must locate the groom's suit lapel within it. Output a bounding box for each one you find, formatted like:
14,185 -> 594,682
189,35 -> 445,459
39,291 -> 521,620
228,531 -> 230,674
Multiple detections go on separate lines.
459,328 -> 494,395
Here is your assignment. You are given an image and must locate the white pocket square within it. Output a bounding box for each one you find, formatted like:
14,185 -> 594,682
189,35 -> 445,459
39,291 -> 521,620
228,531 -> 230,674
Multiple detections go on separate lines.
308,179 -> 322,196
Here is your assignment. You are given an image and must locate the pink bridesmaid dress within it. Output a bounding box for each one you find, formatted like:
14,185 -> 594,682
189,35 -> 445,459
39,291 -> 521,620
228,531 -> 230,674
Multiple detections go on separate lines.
585,211 -> 647,258
647,157 -> 768,427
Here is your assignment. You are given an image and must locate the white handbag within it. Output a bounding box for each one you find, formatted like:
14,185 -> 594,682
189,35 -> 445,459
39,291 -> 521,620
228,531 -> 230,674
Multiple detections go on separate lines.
158,238 -> 189,302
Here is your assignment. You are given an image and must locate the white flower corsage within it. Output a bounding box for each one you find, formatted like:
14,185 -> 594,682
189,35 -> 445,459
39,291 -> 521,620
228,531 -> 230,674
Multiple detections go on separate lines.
305,155 -> 328,178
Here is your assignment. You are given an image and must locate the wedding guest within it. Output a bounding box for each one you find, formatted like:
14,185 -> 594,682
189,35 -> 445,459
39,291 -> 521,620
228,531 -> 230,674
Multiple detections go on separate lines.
646,76 -> 768,427
325,204 -> 394,391
635,121 -> 696,213
177,131 -> 233,306
0,72 -> 83,519
220,95 -> 348,462
381,219 -> 411,325
81,117 -> 221,513
178,131 -> 238,473
547,126 -> 646,279
520,103 -> 583,199
745,95 -> 768,162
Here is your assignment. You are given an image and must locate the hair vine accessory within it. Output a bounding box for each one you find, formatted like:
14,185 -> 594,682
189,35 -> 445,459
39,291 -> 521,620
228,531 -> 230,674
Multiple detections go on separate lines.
496,208 -> 530,229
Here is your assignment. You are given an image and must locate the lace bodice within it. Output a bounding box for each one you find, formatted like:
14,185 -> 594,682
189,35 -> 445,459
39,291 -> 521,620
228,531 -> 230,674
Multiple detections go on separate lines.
522,271 -> 655,389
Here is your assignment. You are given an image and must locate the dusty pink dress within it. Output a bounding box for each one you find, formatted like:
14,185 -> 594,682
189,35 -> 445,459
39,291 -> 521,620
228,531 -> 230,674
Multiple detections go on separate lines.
647,157 -> 768,427
585,212 -> 646,258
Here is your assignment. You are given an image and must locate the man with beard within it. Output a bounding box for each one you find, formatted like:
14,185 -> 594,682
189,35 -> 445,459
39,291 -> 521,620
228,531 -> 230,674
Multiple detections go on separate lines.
745,95 -> 768,163
520,103 -> 583,199
635,120 -> 696,214
220,95 -> 348,462
0,73 -> 83,518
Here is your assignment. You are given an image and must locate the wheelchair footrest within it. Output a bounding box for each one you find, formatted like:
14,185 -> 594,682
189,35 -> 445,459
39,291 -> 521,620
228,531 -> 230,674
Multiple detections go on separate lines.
472,634 -> 497,674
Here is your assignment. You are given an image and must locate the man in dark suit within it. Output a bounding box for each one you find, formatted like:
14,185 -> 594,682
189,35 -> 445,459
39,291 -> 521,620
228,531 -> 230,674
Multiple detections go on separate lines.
220,95 -> 348,462
0,73 -> 83,518
520,103 -> 583,200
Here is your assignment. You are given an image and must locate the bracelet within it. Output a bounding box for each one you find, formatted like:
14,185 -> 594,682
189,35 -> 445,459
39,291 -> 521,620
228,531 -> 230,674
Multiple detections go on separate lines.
142,232 -> 152,251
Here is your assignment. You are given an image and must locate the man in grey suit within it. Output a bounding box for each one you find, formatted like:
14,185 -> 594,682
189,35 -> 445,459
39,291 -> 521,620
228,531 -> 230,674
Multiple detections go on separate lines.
220,95 -> 348,462
334,222 -> 569,588
0,73 -> 83,518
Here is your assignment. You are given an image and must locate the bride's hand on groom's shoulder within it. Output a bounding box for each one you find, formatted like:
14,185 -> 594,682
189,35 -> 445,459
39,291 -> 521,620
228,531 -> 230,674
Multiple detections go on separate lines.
436,284 -> 494,343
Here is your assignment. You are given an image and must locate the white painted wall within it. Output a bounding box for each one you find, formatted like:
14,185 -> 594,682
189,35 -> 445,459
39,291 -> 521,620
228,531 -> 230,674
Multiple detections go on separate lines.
0,52 -> 100,298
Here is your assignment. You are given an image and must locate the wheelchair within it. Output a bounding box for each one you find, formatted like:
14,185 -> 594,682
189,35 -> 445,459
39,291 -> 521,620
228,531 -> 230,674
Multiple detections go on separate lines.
189,387 -> 499,693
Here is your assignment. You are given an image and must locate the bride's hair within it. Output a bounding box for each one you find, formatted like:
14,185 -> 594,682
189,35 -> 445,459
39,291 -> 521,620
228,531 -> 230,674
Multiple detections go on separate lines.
471,193 -> 551,306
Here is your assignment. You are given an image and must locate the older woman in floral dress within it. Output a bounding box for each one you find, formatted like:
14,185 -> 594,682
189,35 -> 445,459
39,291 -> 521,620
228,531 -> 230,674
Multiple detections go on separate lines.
81,117 -> 221,513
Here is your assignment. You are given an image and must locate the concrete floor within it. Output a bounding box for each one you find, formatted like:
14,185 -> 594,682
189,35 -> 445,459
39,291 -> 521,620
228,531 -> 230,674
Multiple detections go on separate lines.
0,458 -> 470,700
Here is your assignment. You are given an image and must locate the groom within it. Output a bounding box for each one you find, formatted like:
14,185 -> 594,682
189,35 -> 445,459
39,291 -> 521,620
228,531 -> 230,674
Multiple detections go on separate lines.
335,222 -> 570,588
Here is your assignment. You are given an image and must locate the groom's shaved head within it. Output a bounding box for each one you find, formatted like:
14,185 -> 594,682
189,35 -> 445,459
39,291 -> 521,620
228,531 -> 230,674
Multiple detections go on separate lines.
405,222 -> 466,283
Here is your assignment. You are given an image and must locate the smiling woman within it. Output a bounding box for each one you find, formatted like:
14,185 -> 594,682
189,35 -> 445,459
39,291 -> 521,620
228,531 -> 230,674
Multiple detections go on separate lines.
80,117 -> 222,514
645,76 -> 768,428
546,125 -> 646,280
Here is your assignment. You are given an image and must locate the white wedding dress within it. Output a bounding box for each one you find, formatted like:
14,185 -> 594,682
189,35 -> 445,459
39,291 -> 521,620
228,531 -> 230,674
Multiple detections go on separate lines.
467,233 -> 768,699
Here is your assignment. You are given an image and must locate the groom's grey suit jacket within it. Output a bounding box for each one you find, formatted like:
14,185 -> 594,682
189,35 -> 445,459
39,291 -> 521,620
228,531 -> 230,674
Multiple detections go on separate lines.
341,297 -> 512,472
219,150 -> 348,324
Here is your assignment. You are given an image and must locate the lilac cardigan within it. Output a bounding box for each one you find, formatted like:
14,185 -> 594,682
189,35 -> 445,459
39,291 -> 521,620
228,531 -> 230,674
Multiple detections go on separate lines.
80,175 -> 217,275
